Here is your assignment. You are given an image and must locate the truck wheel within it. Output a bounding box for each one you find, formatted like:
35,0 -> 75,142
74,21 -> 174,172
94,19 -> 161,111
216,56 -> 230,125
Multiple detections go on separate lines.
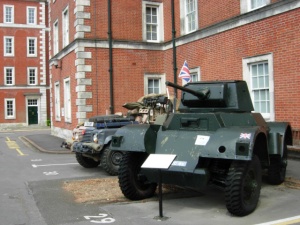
225,155 -> 262,216
75,152 -> 100,168
118,152 -> 157,200
101,147 -> 123,176
267,136 -> 288,185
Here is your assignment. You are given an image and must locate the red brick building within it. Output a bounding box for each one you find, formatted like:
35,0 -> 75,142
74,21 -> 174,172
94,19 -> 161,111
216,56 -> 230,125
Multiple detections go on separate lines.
0,0 -> 49,128
49,0 -> 300,141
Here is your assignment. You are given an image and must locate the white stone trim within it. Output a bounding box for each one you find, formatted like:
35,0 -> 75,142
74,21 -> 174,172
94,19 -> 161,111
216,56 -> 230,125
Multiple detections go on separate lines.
74,0 -> 93,124
38,87 -> 48,125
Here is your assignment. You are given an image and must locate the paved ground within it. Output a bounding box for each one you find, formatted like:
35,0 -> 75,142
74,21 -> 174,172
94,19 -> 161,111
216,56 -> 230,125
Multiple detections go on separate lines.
21,133 -> 70,153
0,125 -> 70,153
1,125 -> 300,224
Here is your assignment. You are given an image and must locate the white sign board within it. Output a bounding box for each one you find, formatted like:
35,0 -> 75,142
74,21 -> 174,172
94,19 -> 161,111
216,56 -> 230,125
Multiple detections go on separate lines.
141,154 -> 177,169
195,135 -> 210,146
84,121 -> 94,127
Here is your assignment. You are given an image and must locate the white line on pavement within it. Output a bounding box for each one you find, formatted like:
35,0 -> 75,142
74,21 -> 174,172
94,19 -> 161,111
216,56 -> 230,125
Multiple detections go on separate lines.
256,215 -> 300,225
32,163 -> 78,168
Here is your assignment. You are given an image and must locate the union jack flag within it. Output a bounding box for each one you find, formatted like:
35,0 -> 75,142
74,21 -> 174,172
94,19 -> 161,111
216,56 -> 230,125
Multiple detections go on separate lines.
239,133 -> 251,139
178,60 -> 191,82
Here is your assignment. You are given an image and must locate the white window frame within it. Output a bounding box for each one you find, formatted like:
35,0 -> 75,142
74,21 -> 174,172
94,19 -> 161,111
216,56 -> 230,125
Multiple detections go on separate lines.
28,99 -> 38,106
27,37 -> 37,57
4,67 -> 15,86
4,5 -> 14,23
53,20 -> 59,55
64,78 -> 71,122
142,1 -> 164,43
4,36 -> 14,57
240,0 -> 270,13
180,0 -> 199,35
27,67 -> 37,85
243,53 -> 274,121
5,98 -> 16,119
55,82 -> 61,120
27,7 -> 37,25
144,74 -> 166,95
62,7 -> 69,48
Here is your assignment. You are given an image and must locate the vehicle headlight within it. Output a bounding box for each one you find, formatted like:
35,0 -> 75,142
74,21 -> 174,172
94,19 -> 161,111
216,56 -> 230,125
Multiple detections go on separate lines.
93,134 -> 98,143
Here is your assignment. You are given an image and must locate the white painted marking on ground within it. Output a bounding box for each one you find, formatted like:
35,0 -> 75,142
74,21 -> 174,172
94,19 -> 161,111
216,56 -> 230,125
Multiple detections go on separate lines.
43,171 -> 59,176
31,159 -> 42,162
32,163 -> 78,168
256,215 -> 300,225
84,214 -> 115,223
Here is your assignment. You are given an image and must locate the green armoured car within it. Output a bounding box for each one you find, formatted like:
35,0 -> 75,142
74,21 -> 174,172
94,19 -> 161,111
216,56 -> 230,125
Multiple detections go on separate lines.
110,80 -> 292,216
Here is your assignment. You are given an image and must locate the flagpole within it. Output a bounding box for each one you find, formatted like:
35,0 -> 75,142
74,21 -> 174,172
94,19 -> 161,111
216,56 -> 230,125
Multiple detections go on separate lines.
171,0 -> 177,111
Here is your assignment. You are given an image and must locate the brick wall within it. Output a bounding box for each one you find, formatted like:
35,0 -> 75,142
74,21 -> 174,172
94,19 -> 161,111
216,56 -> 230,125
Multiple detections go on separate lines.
199,0 -> 240,28
0,89 -> 41,123
0,0 -> 49,127
49,0 -> 300,138
50,51 -> 77,130
49,0 -> 75,57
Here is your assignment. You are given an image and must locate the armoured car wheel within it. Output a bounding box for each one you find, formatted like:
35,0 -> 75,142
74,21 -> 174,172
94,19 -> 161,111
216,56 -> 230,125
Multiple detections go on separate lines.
75,152 -> 100,168
101,147 -> 123,176
118,152 -> 157,200
267,135 -> 288,185
225,155 -> 262,216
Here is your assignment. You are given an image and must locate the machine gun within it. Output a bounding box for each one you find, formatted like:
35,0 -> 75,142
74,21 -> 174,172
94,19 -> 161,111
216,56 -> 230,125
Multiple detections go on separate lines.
123,93 -> 172,124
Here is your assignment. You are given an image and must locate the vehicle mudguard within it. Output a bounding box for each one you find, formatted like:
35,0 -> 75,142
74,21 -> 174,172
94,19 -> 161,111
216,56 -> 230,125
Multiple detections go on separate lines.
110,124 -> 161,154
145,126 -> 268,175
202,127 -> 261,160
155,126 -> 267,162
267,122 -> 292,156
98,128 -> 120,146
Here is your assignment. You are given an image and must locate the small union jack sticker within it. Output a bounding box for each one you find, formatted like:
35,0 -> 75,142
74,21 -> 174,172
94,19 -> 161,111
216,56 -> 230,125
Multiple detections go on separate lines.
240,133 -> 251,139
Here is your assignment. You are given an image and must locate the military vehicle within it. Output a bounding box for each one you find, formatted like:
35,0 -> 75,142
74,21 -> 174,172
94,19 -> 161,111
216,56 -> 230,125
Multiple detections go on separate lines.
71,115 -> 137,175
110,80 -> 292,216
67,94 -> 172,175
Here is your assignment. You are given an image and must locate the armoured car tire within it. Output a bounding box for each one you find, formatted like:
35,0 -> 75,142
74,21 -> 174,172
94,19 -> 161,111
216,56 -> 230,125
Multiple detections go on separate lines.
75,152 -> 100,168
267,136 -> 288,185
225,155 -> 262,216
101,147 -> 123,176
118,152 -> 157,200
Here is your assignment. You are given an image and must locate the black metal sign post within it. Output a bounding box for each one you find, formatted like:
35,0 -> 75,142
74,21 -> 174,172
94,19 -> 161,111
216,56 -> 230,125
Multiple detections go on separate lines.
158,169 -> 163,218
141,154 -> 177,221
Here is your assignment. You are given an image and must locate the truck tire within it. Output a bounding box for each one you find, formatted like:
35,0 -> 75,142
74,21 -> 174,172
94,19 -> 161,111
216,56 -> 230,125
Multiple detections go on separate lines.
101,147 -> 123,176
75,152 -> 100,168
225,155 -> 262,216
267,136 -> 288,185
118,152 -> 157,200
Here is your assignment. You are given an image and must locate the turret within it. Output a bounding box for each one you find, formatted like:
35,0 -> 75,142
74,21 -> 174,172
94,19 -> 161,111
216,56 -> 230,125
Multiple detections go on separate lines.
166,80 -> 254,113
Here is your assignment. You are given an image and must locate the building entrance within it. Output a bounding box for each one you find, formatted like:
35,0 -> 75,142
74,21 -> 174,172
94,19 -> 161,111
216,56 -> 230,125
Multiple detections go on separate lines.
28,99 -> 38,125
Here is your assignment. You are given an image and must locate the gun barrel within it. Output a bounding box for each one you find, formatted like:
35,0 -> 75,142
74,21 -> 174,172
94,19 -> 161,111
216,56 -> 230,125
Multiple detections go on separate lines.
165,81 -> 206,99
